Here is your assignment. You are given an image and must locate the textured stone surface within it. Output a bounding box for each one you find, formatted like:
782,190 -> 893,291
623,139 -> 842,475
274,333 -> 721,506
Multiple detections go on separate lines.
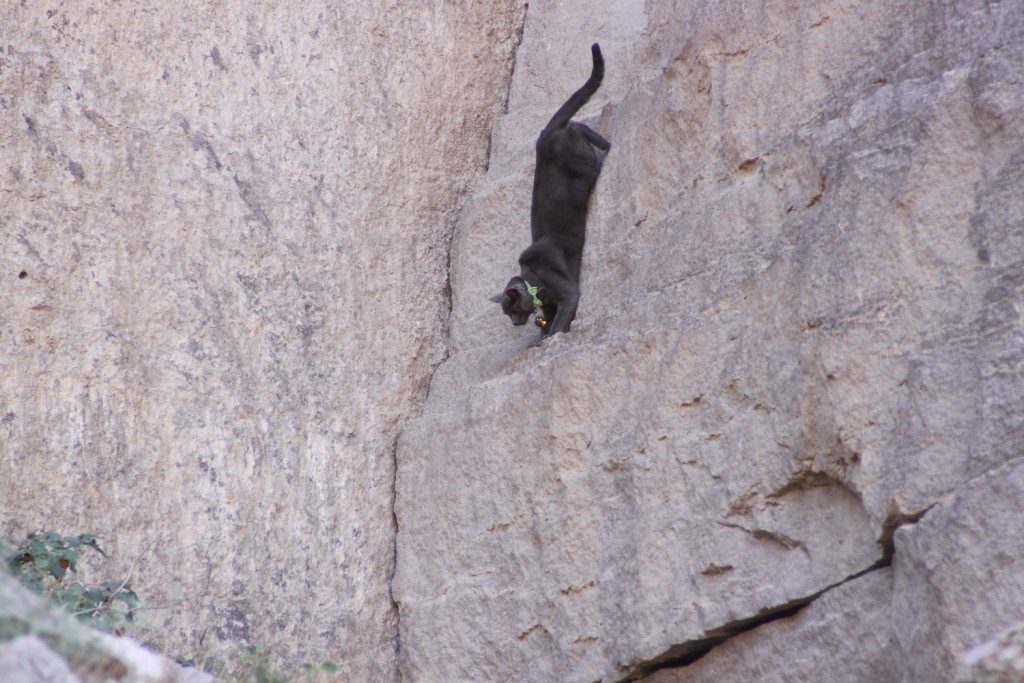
1,1 -> 524,678
0,635 -> 83,683
396,0 -> 1024,681
4,0 -> 1023,681
961,622 -> 1024,683
645,459 -> 1024,682
642,569 -> 897,683
893,458 -> 1024,682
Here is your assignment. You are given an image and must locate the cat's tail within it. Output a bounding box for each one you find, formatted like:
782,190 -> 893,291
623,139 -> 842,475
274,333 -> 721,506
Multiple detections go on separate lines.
541,43 -> 604,135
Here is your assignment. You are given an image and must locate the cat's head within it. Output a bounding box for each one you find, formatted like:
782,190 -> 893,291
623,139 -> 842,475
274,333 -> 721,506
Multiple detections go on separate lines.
490,276 -> 534,326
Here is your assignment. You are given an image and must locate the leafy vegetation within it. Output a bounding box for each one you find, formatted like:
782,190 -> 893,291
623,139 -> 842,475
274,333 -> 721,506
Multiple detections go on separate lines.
2,531 -> 344,680
177,645 -> 343,682
1,531 -> 139,635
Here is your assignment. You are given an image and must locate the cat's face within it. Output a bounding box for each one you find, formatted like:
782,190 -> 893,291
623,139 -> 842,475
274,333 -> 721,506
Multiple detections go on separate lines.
490,277 -> 534,326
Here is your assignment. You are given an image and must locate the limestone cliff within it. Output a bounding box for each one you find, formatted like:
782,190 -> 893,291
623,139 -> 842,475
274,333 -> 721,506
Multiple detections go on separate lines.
3,0 -> 1023,682
394,0 -> 1024,681
1,1 -> 523,679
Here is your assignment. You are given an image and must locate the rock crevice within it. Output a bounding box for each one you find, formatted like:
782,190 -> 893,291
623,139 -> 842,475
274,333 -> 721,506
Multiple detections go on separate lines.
629,501 -> 939,681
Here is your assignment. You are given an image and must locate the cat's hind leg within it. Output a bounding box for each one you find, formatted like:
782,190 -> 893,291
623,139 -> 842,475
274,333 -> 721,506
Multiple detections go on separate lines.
572,122 -> 610,150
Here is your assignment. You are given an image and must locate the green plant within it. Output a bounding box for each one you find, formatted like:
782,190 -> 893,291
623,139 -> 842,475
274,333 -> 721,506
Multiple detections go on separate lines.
235,644 -> 288,683
177,645 -> 343,683
1,531 -> 140,634
186,645 -> 288,683
302,660 -> 342,680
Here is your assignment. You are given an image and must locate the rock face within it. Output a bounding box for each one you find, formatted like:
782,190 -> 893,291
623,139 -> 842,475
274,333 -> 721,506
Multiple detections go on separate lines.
1,1 -> 523,679
644,569 -> 899,683
394,0 -> 1024,681
4,0 -> 1023,681
649,458 -> 1024,682
962,622 -> 1024,683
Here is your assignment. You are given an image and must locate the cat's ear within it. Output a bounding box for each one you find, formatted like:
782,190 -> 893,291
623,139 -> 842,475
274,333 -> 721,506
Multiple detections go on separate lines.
488,292 -> 504,304
505,287 -> 521,302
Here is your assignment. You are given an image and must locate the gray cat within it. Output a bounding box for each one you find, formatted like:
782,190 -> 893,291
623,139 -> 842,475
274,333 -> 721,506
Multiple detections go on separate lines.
492,43 -> 609,339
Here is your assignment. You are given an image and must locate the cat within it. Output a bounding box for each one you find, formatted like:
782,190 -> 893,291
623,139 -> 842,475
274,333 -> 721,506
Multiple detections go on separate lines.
491,43 -> 610,340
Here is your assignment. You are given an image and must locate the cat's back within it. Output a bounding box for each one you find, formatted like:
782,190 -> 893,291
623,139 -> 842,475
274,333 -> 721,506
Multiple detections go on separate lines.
534,126 -> 601,205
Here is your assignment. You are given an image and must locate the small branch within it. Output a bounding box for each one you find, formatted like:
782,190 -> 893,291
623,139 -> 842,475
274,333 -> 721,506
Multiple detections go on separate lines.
127,565 -> 215,615
71,537 -> 158,618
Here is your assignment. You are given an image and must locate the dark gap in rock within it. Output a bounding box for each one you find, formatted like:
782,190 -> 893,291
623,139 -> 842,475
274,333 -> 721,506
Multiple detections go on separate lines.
737,157 -> 759,173
621,503 -> 939,682
877,503 -> 935,565
618,599 -> 813,681
386,436 -> 402,681
501,4 -> 528,117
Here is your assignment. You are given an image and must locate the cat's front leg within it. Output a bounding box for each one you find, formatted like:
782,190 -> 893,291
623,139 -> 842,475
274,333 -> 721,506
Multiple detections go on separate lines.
547,291 -> 579,335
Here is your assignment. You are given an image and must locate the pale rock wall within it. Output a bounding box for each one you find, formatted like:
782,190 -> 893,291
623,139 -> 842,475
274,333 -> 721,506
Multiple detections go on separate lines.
0,1 -> 524,679
645,569 -> 899,683
651,458 -> 1024,682
961,621 -> 1024,683
3,0 -> 1023,681
395,0 -> 1024,681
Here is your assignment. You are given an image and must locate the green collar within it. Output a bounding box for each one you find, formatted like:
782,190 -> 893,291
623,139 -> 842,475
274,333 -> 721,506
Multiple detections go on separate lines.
524,281 -> 548,329
524,281 -> 543,308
